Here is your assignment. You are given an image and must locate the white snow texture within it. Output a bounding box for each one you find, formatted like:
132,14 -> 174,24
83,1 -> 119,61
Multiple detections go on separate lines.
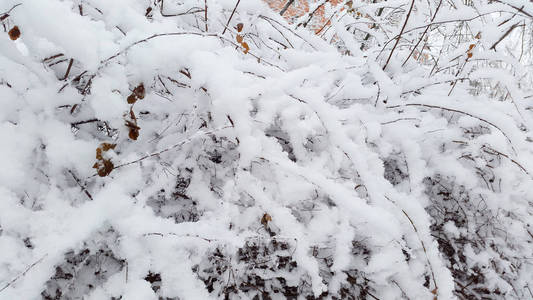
0,0 -> 532,299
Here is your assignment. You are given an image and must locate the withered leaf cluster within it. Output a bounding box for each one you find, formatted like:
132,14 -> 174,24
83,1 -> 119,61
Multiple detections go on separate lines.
92,143 -> 116,177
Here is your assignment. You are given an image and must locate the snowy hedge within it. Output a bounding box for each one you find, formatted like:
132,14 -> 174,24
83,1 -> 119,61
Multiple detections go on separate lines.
0,0 -> 532,299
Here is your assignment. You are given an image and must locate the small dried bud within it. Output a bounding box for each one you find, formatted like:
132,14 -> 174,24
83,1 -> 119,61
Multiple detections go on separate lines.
8,26 -> 20,40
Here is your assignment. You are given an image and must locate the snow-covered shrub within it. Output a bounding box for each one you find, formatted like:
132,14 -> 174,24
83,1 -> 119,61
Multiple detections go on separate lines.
0,0 -> 532,299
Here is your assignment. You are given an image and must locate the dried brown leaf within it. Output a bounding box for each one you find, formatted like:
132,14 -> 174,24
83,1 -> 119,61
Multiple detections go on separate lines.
133,83 -> 145,99
8,26 -> 20,40
242,42 -> 249,54
96,148 -> 103,160
129,128 -> 139,140
101,143 -> 116,151
127,94 -> 137,104
261,213 -> 272,226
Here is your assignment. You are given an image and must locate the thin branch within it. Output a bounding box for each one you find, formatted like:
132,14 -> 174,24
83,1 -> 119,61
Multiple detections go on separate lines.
400,208 -> 438,295
402,0 -> 442,66
297,0 -> 329,28
101,32 -> 211,65
383,0 -> 416,70
222,0 -> 240,35
0,3 -> 22,21
491,0 -> 533,18
111,126 -> 229,172
387,103 -> 517,154
62,59 -> 74,81
280,0 -> 295,16
159,0 -> 203,17
71,118 -> 99,126
0,254 -> 48,294
68,170 -> 94,200
204,0 -> 208,32
481,145 -> 530,176
490,22 -> 520,50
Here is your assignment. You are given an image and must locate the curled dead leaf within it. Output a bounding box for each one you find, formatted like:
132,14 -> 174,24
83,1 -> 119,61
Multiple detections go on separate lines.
125,121 -> 140,140
467,52 -> 473,58
101,143 -> 116,151
125,108 -> 140,140
128,127 -> 139,140
431,287 -> 438,300
242,42 -> 249,54
93,143 -> 117,176
96,147 -> 103,160
133,83 -> 145,99
93,159 -> 114,177
261,213 -> 272,226
127,94 -> 137,104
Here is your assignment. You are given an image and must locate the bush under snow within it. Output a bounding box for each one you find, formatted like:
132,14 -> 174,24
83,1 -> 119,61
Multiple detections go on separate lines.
0,0 -> 532,299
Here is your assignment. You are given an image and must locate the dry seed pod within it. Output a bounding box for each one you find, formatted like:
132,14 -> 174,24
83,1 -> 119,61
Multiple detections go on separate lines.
8,26 -> 20,40
127,94 -> 137,104
133,83 -> 145,99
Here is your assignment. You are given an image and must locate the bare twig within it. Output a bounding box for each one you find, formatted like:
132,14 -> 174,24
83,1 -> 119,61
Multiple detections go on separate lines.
383,0 -> 415,70
0,3 -> 22,21
0,254 -> 48,294
204,0 -> 208,32
297,0 -> 329,28
110,126 -> 229,172
42,53 -> 64,63
68,170 -> 94,200
387,103 -> 517,154
71,118 -> 99,126
144,232 -> 214,243
62,59 -> 74,81
491,0 -> 533,18
402,0 -> 442,66
159,0 -> 203,17
400,208 -> 438,295
100,31 -> 283,70
490,22 -> 520,50
259,15 -> 317,50
222,0 -> 240,35
481,145 -> 530,176
280,0 -> 295,16
101,32 -> 212,65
